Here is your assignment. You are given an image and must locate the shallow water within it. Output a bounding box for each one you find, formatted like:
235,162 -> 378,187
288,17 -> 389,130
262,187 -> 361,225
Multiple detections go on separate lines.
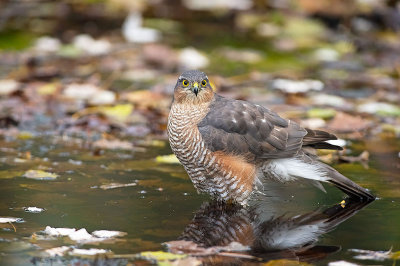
0,136 -> 399,265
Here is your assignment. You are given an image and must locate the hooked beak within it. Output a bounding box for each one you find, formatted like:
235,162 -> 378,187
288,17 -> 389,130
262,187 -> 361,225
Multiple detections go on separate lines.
192,82 -> 199,96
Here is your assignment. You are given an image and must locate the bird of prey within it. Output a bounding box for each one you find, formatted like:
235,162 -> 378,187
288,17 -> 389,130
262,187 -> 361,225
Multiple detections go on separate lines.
167,70 -> 374,205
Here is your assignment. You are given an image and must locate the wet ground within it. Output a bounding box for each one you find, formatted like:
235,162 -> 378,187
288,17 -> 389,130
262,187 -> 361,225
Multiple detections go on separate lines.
0,136 -> 399,265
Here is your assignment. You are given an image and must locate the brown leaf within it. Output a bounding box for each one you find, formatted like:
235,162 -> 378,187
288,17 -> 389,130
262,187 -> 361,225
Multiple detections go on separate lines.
328,112 -> 372,133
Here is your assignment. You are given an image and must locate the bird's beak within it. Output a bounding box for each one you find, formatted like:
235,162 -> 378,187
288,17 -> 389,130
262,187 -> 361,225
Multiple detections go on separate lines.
192,82 -> 199,96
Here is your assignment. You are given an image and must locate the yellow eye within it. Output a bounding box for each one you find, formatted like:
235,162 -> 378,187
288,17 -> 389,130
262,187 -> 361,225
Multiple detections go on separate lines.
182,80 -> 189,87
201,80 -> 207,87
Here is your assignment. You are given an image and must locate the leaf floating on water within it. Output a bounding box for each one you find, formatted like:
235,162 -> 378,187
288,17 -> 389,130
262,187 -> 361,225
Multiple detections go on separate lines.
329,261 -> 360,266
140,251 -> 187,261
69,248 -> 110,256
349,248 -> 393,261
23,207 -> 45,213
23,170 -> 58,180
99,182 -> 137,190
45,246 -> 71,257
42,226 -> 126,243
92,230 -> 127,238
68,228 -> 97,242
44,226 -> 76,236
0,217 -> 24,223
155,154 -> 180,164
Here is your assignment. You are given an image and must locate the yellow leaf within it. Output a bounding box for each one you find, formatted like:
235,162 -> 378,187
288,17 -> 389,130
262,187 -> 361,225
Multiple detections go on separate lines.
72,104 -> 134,123
23,170 -> 58,180
392,251 -> 400,260
17,131 -> 34,140
140,251 -> 187,261
100,104 -> 134,122
38,83 -> 58,95
155,154 -> 180,164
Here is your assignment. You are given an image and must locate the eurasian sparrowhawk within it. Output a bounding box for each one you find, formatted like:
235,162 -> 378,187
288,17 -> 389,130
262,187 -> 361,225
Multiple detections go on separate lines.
167,70 -> 374,205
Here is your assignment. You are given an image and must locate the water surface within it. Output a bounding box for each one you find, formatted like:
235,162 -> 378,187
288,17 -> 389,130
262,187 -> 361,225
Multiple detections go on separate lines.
0,136 -> 399,265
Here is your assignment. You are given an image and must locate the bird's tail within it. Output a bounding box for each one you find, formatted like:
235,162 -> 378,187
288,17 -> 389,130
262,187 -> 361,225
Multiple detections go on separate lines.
323,164 -> 375,201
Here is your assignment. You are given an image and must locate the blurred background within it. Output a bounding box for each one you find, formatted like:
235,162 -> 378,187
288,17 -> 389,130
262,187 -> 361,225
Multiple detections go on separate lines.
0,0 -> 399,265
0,0 -> 399,139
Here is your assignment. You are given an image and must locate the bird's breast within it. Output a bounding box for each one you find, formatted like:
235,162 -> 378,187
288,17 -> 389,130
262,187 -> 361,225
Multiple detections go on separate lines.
167,102 -> 257,204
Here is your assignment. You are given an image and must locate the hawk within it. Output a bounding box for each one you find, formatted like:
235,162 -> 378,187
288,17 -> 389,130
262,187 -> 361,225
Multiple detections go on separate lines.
167,70 -> 374,204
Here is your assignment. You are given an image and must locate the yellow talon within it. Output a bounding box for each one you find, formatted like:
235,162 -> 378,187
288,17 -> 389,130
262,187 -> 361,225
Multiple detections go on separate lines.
340,200 -> 346,208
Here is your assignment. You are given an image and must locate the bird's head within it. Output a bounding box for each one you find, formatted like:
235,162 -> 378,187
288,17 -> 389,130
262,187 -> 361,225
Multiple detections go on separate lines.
173,70 -> 214,104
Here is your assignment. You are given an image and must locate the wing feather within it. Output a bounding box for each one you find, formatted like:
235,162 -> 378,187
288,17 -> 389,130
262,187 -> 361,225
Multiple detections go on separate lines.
198,95 -> 307,160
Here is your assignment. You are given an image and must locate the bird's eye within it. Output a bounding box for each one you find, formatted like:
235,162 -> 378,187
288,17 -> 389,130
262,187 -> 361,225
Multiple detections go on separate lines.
201,80 -> 207,87
182,80 -> 189,87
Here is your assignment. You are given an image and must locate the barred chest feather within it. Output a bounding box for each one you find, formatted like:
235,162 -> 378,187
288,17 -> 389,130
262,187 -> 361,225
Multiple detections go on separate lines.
167,102 -> 256,204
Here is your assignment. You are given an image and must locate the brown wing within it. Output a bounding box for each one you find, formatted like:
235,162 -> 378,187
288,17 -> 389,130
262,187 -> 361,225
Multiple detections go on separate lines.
198,95 -> 308,159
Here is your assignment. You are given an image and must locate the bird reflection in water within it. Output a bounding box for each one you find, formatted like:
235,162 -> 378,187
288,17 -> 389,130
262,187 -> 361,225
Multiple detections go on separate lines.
165,197 -> 372,264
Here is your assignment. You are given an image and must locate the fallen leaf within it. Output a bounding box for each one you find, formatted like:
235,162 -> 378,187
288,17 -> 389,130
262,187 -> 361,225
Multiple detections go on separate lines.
63,83 -> 101,100
272,79 -> 324,93
357,102 -> 400,117
307,108 -> 336,119
93,138 -> 134,150
0,79 -> 20,95
99,104 -> 134,122
328,112 -> 372,133
38,83 -> 58,95
23,170 -> 58,180
124,90 -> 167,109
